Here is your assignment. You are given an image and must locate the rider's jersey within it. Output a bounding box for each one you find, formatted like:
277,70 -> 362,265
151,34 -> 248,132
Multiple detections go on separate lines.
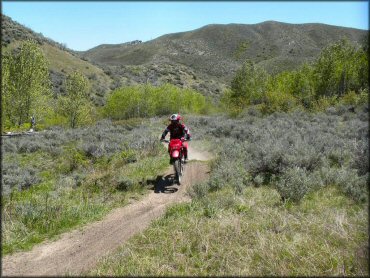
162,123 -> 191,140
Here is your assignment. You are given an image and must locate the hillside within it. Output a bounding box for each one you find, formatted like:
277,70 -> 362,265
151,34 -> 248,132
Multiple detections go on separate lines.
80,21 -> 368,97
2,15 -> 368,99
1,15 -> 113,105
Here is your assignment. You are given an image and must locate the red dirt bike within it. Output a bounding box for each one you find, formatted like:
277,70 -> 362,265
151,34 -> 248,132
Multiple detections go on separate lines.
161,138 -> 188,185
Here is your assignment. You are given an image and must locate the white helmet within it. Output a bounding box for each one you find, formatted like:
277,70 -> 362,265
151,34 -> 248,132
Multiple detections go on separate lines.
170,114 -> 181,122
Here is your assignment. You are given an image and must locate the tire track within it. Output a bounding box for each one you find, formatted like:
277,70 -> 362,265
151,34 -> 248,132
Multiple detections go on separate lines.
2,147 -> 212,276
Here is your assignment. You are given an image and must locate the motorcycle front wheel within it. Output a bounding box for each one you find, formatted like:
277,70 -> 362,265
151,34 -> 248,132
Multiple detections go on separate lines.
174,159 -> 183,185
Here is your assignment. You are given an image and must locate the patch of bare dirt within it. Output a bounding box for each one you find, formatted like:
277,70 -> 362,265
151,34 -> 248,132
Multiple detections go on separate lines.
2,147 -> 212,276
187,144 -> 213,161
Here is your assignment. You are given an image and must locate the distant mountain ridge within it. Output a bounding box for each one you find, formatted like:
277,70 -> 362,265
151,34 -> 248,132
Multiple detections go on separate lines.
2,15 -> 368,100
79,20 -> 367,97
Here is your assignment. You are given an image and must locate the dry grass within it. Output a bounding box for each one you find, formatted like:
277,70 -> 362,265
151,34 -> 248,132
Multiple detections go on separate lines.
2,119 -> 169,255
41,44 -> 108,78
89,185 -> 368,276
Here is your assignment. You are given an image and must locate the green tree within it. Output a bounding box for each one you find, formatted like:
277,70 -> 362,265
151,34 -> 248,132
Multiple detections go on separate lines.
223,38 -> 368,115
2,40 -> 51,127
1,55 -> 11,128
354,45 -> 369,90
313,37 -> 368,98
103,84 -> 208,120
229,61 -> 269,108
271,64 -> 315,108
58,71 -> 91,128
292,64 -> 316,108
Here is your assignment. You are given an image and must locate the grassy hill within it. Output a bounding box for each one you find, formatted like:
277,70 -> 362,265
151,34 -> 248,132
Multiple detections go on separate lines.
80,21 -> 367,97
2,15 -> 113,105
2,15 -> 367,100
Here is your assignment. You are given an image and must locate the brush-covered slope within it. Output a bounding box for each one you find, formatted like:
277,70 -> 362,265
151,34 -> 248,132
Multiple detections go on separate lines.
2,14 -> 367,99
80,21 -> 368,97
1,15 -> 113,105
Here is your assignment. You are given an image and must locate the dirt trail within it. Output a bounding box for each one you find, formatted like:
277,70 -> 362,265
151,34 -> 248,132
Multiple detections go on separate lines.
2,146 -> 212,276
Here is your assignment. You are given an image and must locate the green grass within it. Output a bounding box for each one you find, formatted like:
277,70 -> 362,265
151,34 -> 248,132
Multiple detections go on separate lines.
2,179 -> 110,255
2,122 -> 32,133
89,185 -> 368,276
2,146 -> 168,256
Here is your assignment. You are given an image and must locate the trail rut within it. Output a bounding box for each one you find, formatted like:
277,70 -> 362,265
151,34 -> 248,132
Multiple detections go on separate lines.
2,146 -> 212,276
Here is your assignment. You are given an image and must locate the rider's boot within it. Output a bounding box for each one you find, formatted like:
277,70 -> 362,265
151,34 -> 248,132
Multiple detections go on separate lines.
184,151 -> 188,163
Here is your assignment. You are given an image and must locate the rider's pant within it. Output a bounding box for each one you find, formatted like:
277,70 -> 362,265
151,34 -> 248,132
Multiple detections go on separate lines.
183,142 -> 188,158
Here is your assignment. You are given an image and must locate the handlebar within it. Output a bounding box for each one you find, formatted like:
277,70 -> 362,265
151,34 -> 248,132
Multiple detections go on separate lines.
160,138 -> 190,143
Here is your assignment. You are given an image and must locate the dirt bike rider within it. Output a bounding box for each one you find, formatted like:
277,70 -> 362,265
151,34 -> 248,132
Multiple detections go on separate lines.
160,114 -> 191,162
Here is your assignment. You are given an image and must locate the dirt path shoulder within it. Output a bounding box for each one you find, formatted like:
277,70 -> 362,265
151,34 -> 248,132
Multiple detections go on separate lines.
2,147 -> 212,276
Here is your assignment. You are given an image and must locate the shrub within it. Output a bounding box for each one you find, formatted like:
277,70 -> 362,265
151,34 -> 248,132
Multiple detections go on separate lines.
260,90 -> 299,114
115,175 -> 135,191
340,91 -> 361,106
320,166 -> 368,202
18,138 -> 43,153
120,149 -> 137,164
2,139 -> 18,153
193,108 -> 368,202
2,162 -> 40,194
189,182 -> 210,199
2,118 -> 165,195
276,167 -> 311,201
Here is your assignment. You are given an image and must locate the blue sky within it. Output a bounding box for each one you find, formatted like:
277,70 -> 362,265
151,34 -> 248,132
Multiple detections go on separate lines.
2,1 -> 369,51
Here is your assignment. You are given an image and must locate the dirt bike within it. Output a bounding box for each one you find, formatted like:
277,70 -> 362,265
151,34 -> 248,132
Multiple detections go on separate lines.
161,138 -> 188,185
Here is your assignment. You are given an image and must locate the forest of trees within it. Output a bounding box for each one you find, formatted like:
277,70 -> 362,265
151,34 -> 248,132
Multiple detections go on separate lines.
103,83 -> 209,120
1,40 -> 211,130
222,38 -> 369,115
2,38 -> 368,131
